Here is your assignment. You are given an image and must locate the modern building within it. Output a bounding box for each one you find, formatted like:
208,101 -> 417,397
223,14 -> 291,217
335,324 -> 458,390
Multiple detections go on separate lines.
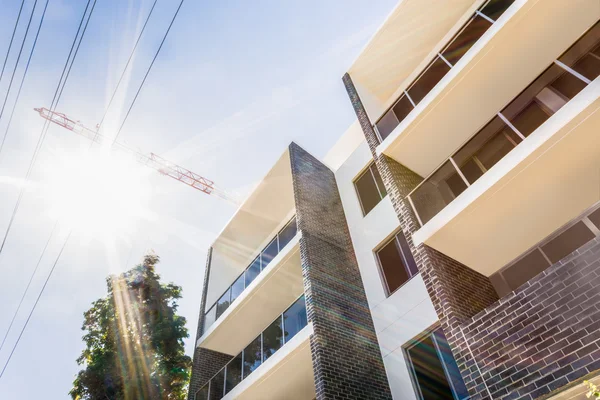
188,0 -> 600,399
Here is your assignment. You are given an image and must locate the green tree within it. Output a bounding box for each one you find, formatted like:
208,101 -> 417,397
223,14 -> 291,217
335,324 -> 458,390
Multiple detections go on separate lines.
70,254 -> 191,400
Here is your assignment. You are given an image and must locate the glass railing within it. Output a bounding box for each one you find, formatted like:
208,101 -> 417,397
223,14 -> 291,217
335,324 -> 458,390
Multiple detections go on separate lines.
195,295 -> 308,400
407,22 -> 600,227
204,216 -> 298,333
374,0 -> 516,142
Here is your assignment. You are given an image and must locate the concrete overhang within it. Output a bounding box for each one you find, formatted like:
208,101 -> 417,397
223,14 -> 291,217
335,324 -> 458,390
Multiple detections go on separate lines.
377,0 -> 600,178
347,0 -> 482,121
207,148 -> 295,308
198,236 -> 304,355
223,324 -> 315,400
412,78 -> 600,276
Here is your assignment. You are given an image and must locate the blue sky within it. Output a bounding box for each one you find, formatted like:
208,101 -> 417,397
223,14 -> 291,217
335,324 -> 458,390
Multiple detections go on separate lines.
0,0 -> 396,397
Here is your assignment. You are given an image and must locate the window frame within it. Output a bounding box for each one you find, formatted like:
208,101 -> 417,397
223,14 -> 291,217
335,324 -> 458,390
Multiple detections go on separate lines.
374,229 -> 418,297
353,162 -> 387,216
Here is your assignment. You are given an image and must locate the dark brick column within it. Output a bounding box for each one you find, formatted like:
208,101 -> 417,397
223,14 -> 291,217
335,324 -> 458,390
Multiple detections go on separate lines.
343,73 -> 499,399
187,248 -> 232,400
289,142 -> 393,400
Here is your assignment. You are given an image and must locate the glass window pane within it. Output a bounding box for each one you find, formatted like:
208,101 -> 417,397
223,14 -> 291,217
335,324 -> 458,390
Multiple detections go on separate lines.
375,109 -> 400,142
480,0 -> 515,22
410,161 -> 467,225
408,56 -> 451,105
442,15 -> 492,66
587,208 -> 600,229
242,335 -> 262,377
245,256 -> 261,287
204,304 -> 216,332
283,295 -> 307,343
559,23 -> 600,82
432,328 -> 470,400
355,167 -> 382,215
396,233 -> 418,276
278,218 -> 297,250
195,385 -> 209,400
406,333 -> 455,399
377,238 -> 410,295
371,165 -> 387,198
225,354 -> 242,394
230,274 -> 245,304
261,238 -> 279,270
489,272 -> 512,298
209,368 -> 225,400
501,249 -> 551,291
571,52 -> 600,81
216,289 -> 231,320
541,221 -> 595,264
262,317 -> 283,362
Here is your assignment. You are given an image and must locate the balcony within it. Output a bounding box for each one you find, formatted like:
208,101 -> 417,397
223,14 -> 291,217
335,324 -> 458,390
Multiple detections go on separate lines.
407,22 -> 600,277
376,0 -> 599,178
194,296 -> 315,400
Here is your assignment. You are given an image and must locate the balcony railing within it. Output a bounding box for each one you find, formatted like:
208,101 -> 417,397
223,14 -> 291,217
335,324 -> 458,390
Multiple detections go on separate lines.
406,22 -> 600,227
195,295 -> 308,400
374,0 -> 516,142
204,216 -> 298,333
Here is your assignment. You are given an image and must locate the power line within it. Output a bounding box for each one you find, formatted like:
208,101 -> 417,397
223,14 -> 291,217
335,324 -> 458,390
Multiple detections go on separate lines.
0,229 -> 71,380
0,220 -> 58,353
0,0 -> 96,261
97,0 -> 158,132
0,0 -> 40,123
0,0 -> 26,86
114,0 -> 186,143
0,0 -> 50,159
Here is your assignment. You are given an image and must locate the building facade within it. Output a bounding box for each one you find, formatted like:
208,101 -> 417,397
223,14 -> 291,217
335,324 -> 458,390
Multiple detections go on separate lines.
188,0 -> 600,399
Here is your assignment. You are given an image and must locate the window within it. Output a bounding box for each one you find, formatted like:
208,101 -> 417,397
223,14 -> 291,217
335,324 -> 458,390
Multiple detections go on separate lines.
245,256 -> 261,287
376,95 -> 414,141
405,326 -> 469,400
278,217 -> 297,250
215,290 -> 231,320
262,317 -> 283,362
209,368 -> 225,400
376,231 -> 418,295
261,238 -> 279,270
283,295 -> 307,343
407,56 -> 451,105
355,163 -> 387,215
224,354 -> 242,395
242,335 -> 262,377
204,304 -> 216,332
230,274 -> 245,304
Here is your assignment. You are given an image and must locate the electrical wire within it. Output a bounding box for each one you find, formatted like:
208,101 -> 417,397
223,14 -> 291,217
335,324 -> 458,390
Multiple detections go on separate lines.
97,0 -> 158,132
0,0 -> 50,159
0,220 -> 58,353
0,0 -> 26,85
0,229 -> 71,380
0,0 -> 40,123
0,0 -> 96,260
114,0 -> 186,143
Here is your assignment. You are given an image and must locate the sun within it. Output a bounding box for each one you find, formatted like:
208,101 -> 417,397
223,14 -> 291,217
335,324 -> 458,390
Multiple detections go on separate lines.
40,147 -> 154,242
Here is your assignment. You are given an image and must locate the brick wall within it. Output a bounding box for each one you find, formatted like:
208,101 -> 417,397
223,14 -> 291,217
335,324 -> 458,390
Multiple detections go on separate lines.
462,237 -> 600,400
187,248 -> 232,400
289,142 -> 393,400
342,73 -> 500,399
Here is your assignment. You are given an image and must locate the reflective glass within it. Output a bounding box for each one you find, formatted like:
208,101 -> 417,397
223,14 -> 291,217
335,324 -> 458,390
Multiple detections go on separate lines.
480,0 -> 515,22
559,23 -> 600,82
541,221 -> 595,264
209,368 -> 225,400
408,56 -> 451,105
377,237 -> 410,295
243,335 -> 262,378
230,274 -> 245,304
225,354 -> 242,394
195,385 -> 209,400
204,305 -> 216,332
278,218 -> 297,251
261,238 -> 279,270
262,317 -> 283,362
501,249 -> 550,292
215,289 -> 231,320
587,207 -> 600,230
410,161 -> 467,225
406,333 -> 455,399
283,295 -> 307,343
442,15 -> 492,66
355,166 -> 383,215
376,108 -> 400,142
245,256 -> 261,287
433,328 -> 470,400
372,164 -> 387,198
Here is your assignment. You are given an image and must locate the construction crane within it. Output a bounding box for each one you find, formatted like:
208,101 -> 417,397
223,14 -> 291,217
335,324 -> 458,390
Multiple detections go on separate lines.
34,107 -> 236,204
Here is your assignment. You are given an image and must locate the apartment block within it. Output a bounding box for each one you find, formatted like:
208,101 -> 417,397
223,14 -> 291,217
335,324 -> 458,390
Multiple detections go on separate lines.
188,0 -> 600,399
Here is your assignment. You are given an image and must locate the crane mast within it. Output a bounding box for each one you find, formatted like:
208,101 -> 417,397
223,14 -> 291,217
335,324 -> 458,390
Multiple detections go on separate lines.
34,107 -> 233,202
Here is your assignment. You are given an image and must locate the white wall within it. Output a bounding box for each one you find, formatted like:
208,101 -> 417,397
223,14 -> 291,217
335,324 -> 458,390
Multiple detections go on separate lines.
334,139 -> 438,400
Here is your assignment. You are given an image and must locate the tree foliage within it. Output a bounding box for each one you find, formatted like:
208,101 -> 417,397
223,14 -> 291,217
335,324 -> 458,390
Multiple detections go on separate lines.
70,254 -> 191,400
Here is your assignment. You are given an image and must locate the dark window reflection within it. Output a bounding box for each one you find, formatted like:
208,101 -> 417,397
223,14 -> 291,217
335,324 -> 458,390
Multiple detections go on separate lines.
442,15 -> 492,66
261,238 -> 279,270
230,274 -> 245,304
225,354 -> 242,394
243,335 -> 262,378
262,317 -> 283,362
278,218 -> 297,250
245,256 -> 261,287
479,0 -> 515,22
209,368 -> 225,400
196,385 -> 209,400
432,328 -> 470,400
408,56 -> 451,105
215,290 -> 231,320
204,305 -> 216,332
283,295 -> 308,343
406,332 -> 454,399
